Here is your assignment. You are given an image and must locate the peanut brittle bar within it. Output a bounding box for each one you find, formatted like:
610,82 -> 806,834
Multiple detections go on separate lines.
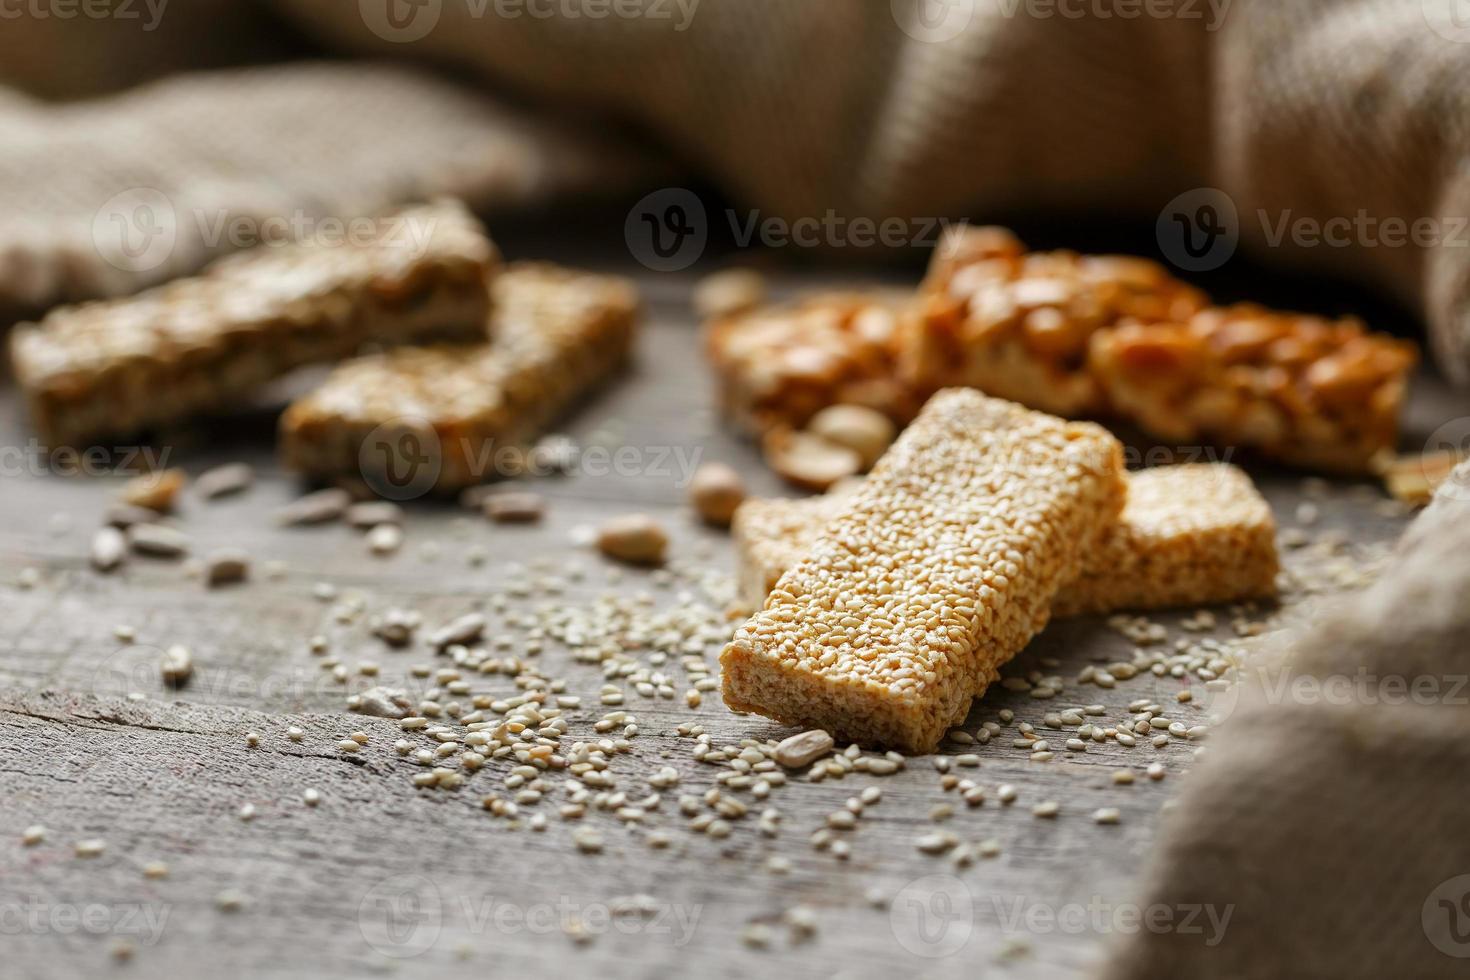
721,389 -> 1127,753
1088,305 -> 1418,474
280,263 -> 639,492
704,290 -> 920,437
732,464 -> 1277,618
10,199 -> 498,447
901,225 -> 1207,416
904,225 -> 1417,472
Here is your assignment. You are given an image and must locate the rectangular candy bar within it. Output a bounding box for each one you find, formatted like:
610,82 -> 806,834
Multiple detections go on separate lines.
904,225 -> 1416,473
721,389 -> 1127,753
732,464 -> 1278,617
899,225 -> 1207,416
10,199 -> 498,447
279,263 -> 639,492
703,290 -> 920,437
1087,306 -> 1417,474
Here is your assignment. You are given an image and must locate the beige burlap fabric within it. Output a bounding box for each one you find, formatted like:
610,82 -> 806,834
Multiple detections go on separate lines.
0,58 -> 652,312
1098,463 -> 1470,977
4,1 -> 1470,378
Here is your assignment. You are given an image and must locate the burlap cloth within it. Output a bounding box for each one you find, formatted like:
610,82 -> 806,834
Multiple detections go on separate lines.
4,3 -> 1470,975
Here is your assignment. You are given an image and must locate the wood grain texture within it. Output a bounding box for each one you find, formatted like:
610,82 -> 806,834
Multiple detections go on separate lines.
0,261 -> 1447,980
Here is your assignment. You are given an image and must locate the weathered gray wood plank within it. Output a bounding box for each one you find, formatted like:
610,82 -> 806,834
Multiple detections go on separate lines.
0,262 -> 1452,979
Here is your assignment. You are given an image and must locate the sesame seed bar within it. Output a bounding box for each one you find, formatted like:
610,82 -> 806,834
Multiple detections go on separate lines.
279,263 -> 639,492
731,464 -> 1278,618
10,199 -> 498,447
721,389 -> 1127,754
703,290 -> 920,437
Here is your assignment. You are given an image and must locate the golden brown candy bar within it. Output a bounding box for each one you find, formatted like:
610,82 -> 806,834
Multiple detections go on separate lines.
10,200 -> 497,447
900,224 -> 1207,416
279,263 -> 638,493
1088,306 -> 1417,474
732,464 -> 1278,617
721,389 -> 1127,754
906,225 -> 1417,473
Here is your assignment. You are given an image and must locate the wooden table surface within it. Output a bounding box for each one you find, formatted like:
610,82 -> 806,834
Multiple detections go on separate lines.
0,247 -> 1457,980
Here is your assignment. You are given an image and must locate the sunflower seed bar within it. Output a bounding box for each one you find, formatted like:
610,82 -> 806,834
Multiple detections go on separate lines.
280,263 -> 639,492
721,389 -> 1127,754
734,464 -> 1278,617
10,199 -> 498,447
704,290 -> 920,437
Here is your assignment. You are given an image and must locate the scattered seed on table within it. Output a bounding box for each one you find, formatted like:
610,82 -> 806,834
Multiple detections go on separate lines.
76,839 -> 106,858
22,825 -> 45,846
91,527 -> 127,572
1147,763 -> 1166,781
303,789 -> 321,807
195,462 -> 254,500
274,488 -> 350,526
689,463 -> 747,527
216,891 -> 246,912
998,784 -> 1017,804
915,832 -> 959,855
1032,801 -> 1060,819
1094,807 -> 1121,825
595,514 -> 668,565
119,468 -> 185,512
143,861 -> 169,880
127,523 -> 190,558
484,492 -> 546,524
205,548 -> 250,587
244,732 -> 260,748
367,523 -> 403,556
741,923 -> 773,950
1112,770 -> 1135,785
161,645 -> 193,688
774,729 -> 834,769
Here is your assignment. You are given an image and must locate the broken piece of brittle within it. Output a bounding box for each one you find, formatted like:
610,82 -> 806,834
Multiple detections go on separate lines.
704,290 -> 920,437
